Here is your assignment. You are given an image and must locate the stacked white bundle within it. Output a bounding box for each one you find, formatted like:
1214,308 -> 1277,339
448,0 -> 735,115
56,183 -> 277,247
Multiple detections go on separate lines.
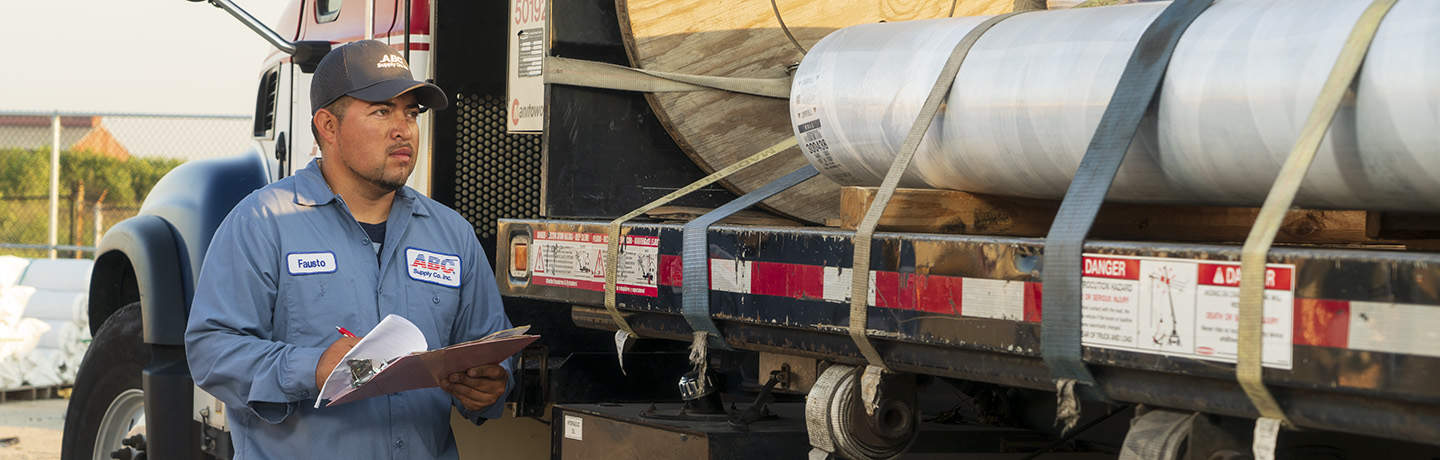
0,257 -> 94,389
0,256 -> 27,288
0,256 -> 44,389
13,258 -> 94,388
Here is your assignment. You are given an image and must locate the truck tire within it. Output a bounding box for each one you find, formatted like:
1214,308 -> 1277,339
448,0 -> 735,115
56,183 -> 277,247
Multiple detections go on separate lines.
61,302 -> 149,460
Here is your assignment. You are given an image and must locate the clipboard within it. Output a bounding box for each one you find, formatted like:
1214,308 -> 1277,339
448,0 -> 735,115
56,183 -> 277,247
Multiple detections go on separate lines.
316,314 -> 539,408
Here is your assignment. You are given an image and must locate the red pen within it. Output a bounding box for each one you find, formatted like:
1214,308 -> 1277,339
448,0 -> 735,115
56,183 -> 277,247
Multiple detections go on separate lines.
335,326 -> 358,338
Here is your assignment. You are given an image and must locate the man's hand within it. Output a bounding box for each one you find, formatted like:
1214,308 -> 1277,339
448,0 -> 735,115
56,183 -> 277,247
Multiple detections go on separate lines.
315,336 -> 360,390
439,364 -> 508,411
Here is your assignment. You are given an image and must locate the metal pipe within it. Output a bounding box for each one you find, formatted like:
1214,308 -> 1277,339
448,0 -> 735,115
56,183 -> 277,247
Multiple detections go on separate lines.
790,1 -> 1440,212
403,0 -> 411,63
365,0 -> 374,39
49,113 -> 59,259
206,0 -> 296,55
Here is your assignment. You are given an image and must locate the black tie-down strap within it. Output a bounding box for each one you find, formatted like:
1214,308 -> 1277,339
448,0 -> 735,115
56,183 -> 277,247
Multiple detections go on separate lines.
1041,0 -> 1213,432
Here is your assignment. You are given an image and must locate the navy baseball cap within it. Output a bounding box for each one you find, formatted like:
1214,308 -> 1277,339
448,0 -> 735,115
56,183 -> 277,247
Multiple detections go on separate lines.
310,40 -> 447,115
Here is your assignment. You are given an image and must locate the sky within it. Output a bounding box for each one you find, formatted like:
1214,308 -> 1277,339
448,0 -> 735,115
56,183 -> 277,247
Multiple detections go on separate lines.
1,0 -> 289,115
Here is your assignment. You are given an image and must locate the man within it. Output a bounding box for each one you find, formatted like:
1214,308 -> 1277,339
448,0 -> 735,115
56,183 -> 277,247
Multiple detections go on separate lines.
185,40 -> 513,459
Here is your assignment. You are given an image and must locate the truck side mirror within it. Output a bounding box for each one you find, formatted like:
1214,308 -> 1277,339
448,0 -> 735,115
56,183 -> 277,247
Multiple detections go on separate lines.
193,0 -> 333,73
293,41 -> 333,73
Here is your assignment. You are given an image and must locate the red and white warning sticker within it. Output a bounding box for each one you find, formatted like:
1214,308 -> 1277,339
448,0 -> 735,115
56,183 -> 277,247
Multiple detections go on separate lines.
529,231 -> 659,296
1081,254 -> 1294,369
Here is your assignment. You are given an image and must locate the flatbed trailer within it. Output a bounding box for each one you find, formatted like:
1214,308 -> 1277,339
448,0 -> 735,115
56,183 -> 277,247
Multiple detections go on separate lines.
496,219 -> 1440,445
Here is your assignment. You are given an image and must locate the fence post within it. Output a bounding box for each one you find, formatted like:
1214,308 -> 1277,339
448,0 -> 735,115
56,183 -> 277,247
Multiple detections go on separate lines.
94,201 -> 103,251
49,112 -> 60,259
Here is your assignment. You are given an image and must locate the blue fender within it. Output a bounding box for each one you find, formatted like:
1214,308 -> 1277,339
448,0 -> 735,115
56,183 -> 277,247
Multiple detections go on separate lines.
89,216 -> 186,345
87,151 -> 270,345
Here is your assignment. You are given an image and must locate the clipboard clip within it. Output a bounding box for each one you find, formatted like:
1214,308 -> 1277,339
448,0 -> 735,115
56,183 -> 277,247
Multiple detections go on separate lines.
346,357 -> 398,388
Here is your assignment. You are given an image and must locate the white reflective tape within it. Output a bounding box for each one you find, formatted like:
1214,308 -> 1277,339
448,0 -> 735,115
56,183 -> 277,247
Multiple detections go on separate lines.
709,259 -> 751,294
1347,301 -> 1440,358
963,278 -> 1025,320
822,266 -> 851,303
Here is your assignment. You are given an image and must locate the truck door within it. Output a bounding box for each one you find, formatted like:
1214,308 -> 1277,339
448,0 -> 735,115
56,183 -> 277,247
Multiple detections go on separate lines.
252,60 -> 302,179
289,61 -> 316,176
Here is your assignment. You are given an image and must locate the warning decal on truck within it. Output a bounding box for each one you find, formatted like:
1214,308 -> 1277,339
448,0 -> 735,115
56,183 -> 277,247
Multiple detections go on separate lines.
529,231 -> 659,297
1081,254 -> 1294,369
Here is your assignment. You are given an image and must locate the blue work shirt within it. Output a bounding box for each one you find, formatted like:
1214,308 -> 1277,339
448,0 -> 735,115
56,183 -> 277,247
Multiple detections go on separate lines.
185,159 -> 513,460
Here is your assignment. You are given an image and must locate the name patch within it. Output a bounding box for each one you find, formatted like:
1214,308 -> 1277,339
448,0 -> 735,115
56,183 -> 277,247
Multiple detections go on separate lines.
287,252 -> 337,275
407,247 -> 461,288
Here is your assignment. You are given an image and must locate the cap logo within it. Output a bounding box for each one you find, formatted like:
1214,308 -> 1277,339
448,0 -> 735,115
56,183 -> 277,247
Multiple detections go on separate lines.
377,54 -> 409,70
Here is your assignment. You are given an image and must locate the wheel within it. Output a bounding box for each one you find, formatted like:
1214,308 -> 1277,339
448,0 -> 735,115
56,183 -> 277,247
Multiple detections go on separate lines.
61,302 -> 149,460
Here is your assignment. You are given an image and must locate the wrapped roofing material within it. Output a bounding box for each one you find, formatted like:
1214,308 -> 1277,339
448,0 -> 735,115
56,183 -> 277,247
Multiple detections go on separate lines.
0,256 -> 29,290
790,1 -> 1440,211
0,257 -> 94,389
18,258 -> 92,292
0,318 -> 51,389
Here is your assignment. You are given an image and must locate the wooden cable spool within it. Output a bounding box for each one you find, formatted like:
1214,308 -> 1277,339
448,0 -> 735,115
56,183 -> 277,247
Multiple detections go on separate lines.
615,0 -> 1016,224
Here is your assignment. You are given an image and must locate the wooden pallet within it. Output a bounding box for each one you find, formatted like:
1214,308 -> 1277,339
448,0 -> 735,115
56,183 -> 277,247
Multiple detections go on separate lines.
836,186 -> 1440,247
0,385 -> 72,403
645,206 -> 802,227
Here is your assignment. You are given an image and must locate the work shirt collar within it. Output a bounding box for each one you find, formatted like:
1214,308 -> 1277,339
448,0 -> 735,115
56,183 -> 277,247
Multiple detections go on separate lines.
291,158 -> 431,217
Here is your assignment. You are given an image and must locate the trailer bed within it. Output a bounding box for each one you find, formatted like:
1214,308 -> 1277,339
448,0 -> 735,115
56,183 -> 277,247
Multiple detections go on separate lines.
496,218 -> 1440,444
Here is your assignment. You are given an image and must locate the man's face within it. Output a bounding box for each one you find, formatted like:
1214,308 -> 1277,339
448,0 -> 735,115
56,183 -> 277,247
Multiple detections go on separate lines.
328,92 -> 421,192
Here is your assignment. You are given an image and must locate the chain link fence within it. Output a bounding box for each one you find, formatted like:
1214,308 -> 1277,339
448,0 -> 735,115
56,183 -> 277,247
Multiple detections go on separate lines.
0,111 -> 252,258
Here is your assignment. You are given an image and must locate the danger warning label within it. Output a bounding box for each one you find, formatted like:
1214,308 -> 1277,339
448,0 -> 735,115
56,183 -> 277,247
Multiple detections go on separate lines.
529,231 -> 659,296
1081,255 -> 1294,369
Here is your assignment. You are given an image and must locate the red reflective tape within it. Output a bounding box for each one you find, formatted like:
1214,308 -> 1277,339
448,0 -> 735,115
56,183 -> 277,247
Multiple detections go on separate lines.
750,261 -> 823,300
1294,299 -> 1349,348
1023,282 -> 1043,323
872,271 -> 916,310
916,275 -> 963,314
659,255 -> 683,287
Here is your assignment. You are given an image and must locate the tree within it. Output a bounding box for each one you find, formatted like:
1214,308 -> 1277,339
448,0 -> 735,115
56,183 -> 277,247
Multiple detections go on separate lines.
0,148 -> 181,206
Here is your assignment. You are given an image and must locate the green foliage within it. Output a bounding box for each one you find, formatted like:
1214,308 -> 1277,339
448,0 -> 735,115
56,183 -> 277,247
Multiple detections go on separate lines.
0,148 -> 49,198
0,148 -> 181,252
0,148 -> 181,205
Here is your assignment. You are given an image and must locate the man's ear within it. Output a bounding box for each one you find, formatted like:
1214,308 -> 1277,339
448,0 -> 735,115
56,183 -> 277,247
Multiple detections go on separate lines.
315,109 -> 339,148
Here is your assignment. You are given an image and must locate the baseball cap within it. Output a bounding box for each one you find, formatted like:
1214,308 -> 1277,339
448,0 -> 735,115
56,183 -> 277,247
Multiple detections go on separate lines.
310,40 -> 448,115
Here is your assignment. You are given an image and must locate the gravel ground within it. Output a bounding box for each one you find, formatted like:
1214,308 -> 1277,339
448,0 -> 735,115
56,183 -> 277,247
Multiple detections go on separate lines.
0,398 -> 68,460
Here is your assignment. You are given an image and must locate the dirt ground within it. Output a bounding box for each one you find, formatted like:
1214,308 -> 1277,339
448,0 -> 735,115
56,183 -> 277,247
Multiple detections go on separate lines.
0,398 -> 67,460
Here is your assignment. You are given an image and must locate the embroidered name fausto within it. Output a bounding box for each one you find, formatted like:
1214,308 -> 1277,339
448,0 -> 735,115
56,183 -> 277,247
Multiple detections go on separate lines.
407,248 -> 461,287
287,252 -> 337,275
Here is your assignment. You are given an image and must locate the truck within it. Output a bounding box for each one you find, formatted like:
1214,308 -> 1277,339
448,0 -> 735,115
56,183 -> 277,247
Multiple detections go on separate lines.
60,0 -> 1440,459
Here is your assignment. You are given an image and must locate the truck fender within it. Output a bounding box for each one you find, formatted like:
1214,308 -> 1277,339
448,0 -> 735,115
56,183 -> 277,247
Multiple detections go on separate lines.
87,152 -> 270,345
88,216 -> 188,346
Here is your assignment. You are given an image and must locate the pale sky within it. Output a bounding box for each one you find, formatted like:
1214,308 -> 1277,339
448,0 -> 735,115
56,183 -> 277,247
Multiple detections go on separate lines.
1,0 -> 289,115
